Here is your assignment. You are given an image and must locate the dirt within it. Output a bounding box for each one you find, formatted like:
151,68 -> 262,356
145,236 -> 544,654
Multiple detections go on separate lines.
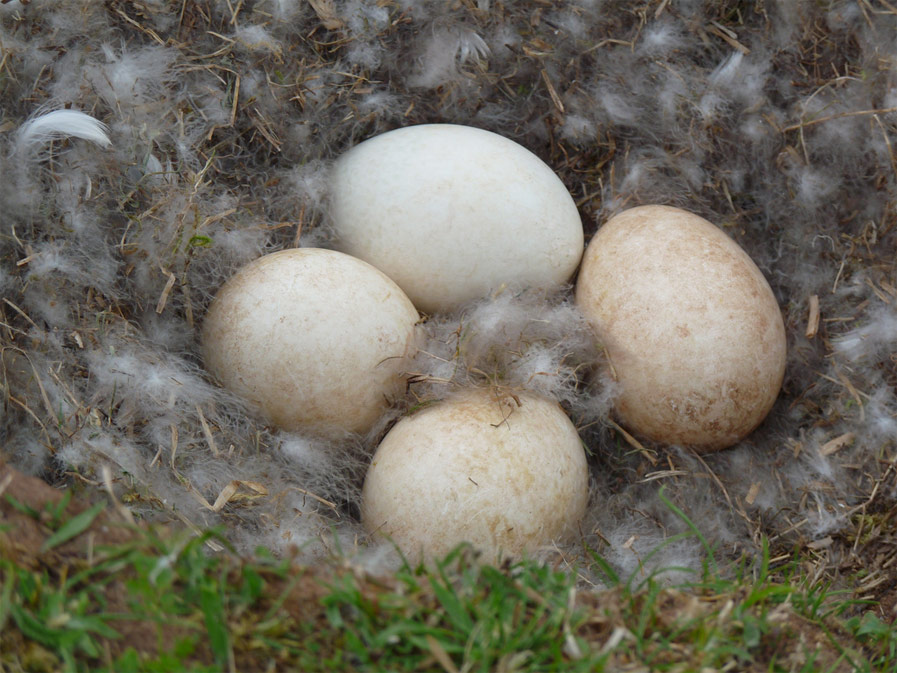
0,459 -> 339,668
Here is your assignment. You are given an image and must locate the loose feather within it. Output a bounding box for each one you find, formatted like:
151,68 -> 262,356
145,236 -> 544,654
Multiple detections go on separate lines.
16,110 -> 111,151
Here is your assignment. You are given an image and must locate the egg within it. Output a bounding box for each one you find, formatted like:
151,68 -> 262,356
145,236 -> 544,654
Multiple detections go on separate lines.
361,389 -> 589,562
329,124 -> 584,314
575,205 -> 786,452
202,248 -> 419,438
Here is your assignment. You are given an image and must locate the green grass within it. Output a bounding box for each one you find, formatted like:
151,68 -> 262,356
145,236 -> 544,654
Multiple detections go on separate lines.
321,546 -> 601,672
1,490 -> 894,672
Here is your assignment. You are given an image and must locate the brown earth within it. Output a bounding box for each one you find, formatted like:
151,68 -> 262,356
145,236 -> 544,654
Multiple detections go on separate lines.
0,459 -> 337,669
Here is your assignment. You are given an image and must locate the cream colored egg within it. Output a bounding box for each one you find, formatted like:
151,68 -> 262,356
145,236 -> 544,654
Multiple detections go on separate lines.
575,205 -> 786,452
329,124 -> 584,314
202,248 -> 419,438
361,390 -> 589,562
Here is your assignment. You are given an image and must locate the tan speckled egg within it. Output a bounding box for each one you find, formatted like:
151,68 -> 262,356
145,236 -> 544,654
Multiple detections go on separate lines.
361,390 -> 589,562
575,205 -> 786,452
202,248 -> 419,438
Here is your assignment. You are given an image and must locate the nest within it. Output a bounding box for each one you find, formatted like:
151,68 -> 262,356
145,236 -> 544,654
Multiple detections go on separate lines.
1,0 -> 896,609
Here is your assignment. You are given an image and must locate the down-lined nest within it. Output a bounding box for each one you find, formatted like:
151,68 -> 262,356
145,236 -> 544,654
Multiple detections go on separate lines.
1,0 -> 896,605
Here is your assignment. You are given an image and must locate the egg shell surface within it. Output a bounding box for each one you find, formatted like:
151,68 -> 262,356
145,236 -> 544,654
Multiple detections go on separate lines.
329,124 -> 584,314
361,390 -> 589,562
575,205 -> 787,452
202,248 -> 419,438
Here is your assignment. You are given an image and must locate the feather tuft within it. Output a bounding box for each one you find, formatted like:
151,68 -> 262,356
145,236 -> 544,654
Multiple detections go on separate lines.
16,110 -> 111,151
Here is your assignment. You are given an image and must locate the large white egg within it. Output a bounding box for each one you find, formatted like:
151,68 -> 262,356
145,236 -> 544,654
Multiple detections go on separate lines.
575,205 -> 787,452
202,248 -> 419,438
361,390 -> 589,562
329,124 -> 584,314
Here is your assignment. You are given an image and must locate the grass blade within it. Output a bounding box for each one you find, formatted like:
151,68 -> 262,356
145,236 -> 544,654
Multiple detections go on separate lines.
42,503 -> 105,552
0,562 -> 13,632
588,549 -> 621,587
4,494 -> 40,519
657,487 -> 718,576
200,581 -> 230,668
430,571 -> 473,633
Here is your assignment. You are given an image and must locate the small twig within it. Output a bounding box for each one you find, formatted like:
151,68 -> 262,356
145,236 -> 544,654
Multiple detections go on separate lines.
820,432 -> 855,456
3,299 -> 39,330
706,22 -> 750,54
114,8 -> 165,45
169,424 -> 179,468
8,395 -> 51,443
540,69 -> 565,115
783,107 -> 897,133
289,486 -> 340,515
608,419 -> 658,465
640,470 -> 690,482
688,449 -> 734,512
101,465 -> 136,526
156,266 -> 177,314
806,295 -> 820,339
872,113 -> 897,182
0,472 -> 14,499
196,405 -> 219,457
835,369 -> 865,422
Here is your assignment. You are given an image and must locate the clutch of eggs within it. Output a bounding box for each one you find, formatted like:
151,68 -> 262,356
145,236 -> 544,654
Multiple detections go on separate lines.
329,124 -> 585,314
575,205 -> 787,452
198,121 -> 787,565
